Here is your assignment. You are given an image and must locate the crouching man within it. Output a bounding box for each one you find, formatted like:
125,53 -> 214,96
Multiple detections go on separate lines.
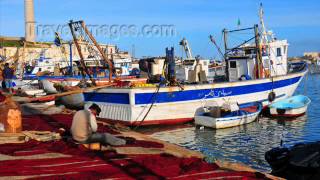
71,103 -> 126,146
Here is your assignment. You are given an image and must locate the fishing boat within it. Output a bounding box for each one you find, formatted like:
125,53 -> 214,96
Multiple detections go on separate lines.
194,102 -> 262,129
84,5 -> 307,126
268,95 -> 311,117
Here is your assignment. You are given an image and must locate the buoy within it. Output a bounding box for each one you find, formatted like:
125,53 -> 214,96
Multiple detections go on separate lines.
268,92 -> 276,102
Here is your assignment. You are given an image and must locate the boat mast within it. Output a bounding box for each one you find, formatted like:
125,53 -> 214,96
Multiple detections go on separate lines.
68,41 -> 73,75
68,20 -> 95,85
223,29 -> 229,80
254,24 -> 262,79
223,29 -> 228,55
259,3 -> 268,46
80,21 -> 114,81
259,3 -> 276,76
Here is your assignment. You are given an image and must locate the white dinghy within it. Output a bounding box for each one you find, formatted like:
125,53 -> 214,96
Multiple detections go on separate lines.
268,95 -> 311,117
194,102 -> 262,129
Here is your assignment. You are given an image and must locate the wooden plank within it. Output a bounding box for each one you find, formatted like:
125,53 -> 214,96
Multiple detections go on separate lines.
112,147 -> 164,155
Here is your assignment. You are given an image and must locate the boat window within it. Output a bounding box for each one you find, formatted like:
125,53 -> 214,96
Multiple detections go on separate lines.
276,48 -> 282,57
229,61 -> 237,68
203,61 -> 208,66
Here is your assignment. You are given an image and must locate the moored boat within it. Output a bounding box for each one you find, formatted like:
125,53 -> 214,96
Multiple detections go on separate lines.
194,102 -> 262,129
84,15 -> 307,126
84,68 -> 306,126
268,95 -> 311,117
82,5 -> 307,126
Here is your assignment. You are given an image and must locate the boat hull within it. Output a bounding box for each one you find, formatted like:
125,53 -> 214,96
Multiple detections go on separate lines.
269,95 -> 311,117
84,69 -> 307,126
270,106 -> 307,117
194,111 -> 259,129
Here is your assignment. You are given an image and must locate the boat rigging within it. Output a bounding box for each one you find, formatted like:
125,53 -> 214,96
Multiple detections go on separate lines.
68,20 -> 115,85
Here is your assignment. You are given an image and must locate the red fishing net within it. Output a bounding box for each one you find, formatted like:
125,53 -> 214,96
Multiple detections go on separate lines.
0,114 -> 265,179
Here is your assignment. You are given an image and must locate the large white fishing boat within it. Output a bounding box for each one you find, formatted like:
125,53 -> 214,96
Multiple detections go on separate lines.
84,6 -> 307,126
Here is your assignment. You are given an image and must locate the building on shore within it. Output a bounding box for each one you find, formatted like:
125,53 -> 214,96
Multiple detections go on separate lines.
0,0 -> 131,74
0,36 -> 131,64
0,36 -> 132,77
303,52 -> 320,60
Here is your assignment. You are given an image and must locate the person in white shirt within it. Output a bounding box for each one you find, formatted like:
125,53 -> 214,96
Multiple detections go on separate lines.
71,103 -> 126,146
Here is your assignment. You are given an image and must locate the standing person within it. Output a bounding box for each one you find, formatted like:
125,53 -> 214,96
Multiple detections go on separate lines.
71,103 -> 126,146
0,65 -> 6,89
2,63 -> 14,93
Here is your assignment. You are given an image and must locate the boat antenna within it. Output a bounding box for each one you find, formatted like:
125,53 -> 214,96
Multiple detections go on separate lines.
259,3 -> 268,45
259,3 -> 280,77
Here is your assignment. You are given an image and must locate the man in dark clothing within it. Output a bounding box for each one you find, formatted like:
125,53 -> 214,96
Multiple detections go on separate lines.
2,63 -> 14,93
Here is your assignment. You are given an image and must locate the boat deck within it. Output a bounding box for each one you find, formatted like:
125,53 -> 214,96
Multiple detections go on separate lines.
0,114 -> 280,179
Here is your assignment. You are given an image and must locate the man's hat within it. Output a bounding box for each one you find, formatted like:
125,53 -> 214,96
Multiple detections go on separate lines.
89,103 -> 101,116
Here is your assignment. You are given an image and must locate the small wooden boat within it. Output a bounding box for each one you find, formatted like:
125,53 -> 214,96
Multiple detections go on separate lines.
269,95 -> 311,117
194,102 -> 262,129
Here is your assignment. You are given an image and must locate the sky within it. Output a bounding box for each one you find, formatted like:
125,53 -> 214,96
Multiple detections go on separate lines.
1,0 -> 320,58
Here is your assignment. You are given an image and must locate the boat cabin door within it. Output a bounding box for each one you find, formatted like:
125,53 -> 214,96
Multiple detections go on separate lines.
228,60 -> 249,82
228,61 -> 238,82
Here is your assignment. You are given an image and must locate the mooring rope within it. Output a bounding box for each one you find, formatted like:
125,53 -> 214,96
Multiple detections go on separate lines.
133,84 -> 162,130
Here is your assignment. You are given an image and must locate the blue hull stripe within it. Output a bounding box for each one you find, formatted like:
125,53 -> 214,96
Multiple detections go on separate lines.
84,76 -> 301,105
24,75 -> 108,80
84,92 -> 130,104
135,76 -> 301,105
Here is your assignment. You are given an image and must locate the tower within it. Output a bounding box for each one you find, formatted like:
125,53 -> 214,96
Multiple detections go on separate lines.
24,0 -> 36,42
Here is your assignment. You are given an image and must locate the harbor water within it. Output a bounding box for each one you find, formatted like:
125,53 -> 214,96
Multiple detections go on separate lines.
149,73 -> 320,172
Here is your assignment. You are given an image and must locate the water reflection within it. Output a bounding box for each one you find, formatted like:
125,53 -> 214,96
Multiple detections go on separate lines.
151,74 -> 319,172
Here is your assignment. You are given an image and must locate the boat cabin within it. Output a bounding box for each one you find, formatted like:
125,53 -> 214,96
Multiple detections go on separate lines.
227,55 -> 255,82
226,39 -> 288,82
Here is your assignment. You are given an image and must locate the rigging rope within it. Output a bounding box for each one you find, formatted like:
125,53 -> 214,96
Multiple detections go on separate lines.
133,84 -> 161,130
